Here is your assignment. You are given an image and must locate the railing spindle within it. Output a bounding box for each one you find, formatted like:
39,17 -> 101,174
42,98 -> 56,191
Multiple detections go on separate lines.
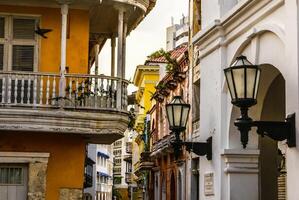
33,75 -> 37,105
2,74 -> 5,103
75,78 -> 79,107
106,79 -> 110,108
27,75 -> 31,105
14,75 -> 18,104
46,75 -> 50,105
7,75 -> 11,104
21,75 -> 24,104
94,77 -> 97,108
81,78 -> 85,106
39,75 -> 44,105
52,76 -> 56,105
68,77 -> 72,102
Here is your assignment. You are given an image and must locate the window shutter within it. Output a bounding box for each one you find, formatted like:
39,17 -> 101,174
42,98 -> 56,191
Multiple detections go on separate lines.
13,18 -> 35,39
0,17 -> 4,38
12,45 -> 34,71
0,44 -> 3,70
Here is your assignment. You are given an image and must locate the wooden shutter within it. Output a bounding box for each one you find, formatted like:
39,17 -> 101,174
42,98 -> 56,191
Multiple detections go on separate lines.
12,45 -> 34,71
0,17 -> 4,38
13,18 -> 35,39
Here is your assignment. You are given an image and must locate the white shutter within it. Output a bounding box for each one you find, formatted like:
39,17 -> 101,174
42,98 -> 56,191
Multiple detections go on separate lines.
12,45 -> 34,71
13,18 -> 35,39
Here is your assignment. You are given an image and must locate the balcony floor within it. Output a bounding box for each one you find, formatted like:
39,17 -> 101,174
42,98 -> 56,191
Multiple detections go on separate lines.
0,107 -> 128,143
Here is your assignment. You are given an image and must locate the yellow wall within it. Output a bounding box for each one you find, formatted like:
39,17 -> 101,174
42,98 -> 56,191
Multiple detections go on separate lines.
0,5 -> 89,74
0,132 -> 86,200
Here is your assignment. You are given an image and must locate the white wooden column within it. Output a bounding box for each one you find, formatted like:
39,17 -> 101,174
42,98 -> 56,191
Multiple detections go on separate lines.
122,17 -> 127,79
95,44 -> 100,75
117,9 -> 124,79
59,4 -> 68,98
111,36 -> 116,77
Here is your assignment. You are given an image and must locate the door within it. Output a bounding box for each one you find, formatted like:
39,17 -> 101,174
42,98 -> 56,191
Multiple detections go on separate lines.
0,164 -> 28,200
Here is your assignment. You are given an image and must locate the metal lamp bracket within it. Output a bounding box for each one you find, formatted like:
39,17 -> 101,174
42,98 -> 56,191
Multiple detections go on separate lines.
235,113 -> 296,148
183,137 -> 212,160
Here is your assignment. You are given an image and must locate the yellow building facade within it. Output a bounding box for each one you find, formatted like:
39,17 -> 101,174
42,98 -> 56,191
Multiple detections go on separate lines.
0,1 -> 155,200
132,65 -> 159,199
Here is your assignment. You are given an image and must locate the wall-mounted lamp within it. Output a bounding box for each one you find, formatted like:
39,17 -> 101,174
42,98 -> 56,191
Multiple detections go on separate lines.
165,96 -> 212,160
224,55 -> 296,148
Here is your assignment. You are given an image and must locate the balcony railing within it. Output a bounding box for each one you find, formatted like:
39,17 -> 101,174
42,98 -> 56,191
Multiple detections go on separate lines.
0,72 -> 128,111
125,172 -> 132,183
0,71 -> 129,142
126,142 -> 132,154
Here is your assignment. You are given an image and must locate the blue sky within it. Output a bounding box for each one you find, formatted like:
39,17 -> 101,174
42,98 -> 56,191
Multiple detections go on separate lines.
97,0 -> 188,91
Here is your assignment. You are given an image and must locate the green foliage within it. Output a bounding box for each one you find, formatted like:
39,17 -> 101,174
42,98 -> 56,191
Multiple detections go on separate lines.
147,48 -> 180,73
128,108 -> 136,130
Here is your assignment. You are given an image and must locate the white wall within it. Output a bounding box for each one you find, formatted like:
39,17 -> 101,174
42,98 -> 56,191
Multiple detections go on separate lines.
194,0 -> 299,199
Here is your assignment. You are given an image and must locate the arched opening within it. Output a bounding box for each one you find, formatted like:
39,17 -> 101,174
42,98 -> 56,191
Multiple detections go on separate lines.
259,72 -> 286,200
177,171 -> 182,200
170,172 -> 176,200
162,174 -> 166,200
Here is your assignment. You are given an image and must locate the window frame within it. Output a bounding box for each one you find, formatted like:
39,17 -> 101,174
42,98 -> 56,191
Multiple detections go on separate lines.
0,14 -> 40,72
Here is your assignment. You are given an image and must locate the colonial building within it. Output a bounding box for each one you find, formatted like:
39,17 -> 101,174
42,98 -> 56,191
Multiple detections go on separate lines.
149,45 -> 189,200
191,0 -> 299,199
132,62 -> 160,199
166,16 -> 189,51
85,144 -> 113,200
0,0 -> 155,199
112,129 -> 133,200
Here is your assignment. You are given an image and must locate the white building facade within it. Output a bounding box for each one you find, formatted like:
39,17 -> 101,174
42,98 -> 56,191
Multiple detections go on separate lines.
113,129 -> 133,198
85,144 -> 113,200
190,0 -> 299,200
166,16 -> 189,51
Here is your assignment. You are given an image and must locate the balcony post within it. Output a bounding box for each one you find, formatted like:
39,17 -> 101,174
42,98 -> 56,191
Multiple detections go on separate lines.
59,3 -> 68,105
95,43 -> 100,75
116,7 -> 126,109
111,35 -> 116,77
122,17 -> 127,79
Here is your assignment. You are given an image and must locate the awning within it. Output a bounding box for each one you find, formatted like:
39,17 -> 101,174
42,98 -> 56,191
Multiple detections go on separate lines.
97,151 -> 110,159
97,171 -> 111,178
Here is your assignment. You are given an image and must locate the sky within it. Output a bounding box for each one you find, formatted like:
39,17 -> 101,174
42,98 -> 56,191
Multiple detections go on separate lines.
97,0 -> 188,92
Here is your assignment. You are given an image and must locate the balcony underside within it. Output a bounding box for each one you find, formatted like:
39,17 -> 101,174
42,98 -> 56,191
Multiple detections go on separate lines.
0,107 -> 128,143
0,0 -> 152,37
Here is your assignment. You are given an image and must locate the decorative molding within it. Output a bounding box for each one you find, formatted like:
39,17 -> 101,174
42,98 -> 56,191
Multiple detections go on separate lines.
193,0 -> 284,59
0,152 -> 50,163
222,149 -> 260,174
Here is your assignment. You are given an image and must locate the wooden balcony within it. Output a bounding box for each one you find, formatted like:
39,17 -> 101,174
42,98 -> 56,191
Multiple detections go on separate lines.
0,71 -> 129,144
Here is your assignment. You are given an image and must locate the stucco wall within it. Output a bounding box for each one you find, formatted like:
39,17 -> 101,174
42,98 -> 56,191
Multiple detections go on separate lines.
0,132 -> 86,200
0,5 -> 89,74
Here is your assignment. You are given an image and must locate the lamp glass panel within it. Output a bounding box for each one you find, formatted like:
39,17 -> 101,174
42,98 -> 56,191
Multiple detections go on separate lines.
232,68 -> 245,98
166,105 -> 174,127
173,104 -> 182,127
181,106 -> 190,128
246,68 -> 257,98
254,70 -> 261,99
225,70 -> 236,99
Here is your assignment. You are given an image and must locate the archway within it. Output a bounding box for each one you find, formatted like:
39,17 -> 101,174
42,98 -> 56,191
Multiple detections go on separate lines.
259,71 -> 286,200
170,172 -> 176,200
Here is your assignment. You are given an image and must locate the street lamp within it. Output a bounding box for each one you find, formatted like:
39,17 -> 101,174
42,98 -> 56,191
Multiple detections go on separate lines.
224,55 -> 296,148
166,96 -> 212,160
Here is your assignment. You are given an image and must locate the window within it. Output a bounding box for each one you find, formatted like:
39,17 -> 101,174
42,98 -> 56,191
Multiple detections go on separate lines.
0,16 -> 38,72
0,166 -> 24,184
